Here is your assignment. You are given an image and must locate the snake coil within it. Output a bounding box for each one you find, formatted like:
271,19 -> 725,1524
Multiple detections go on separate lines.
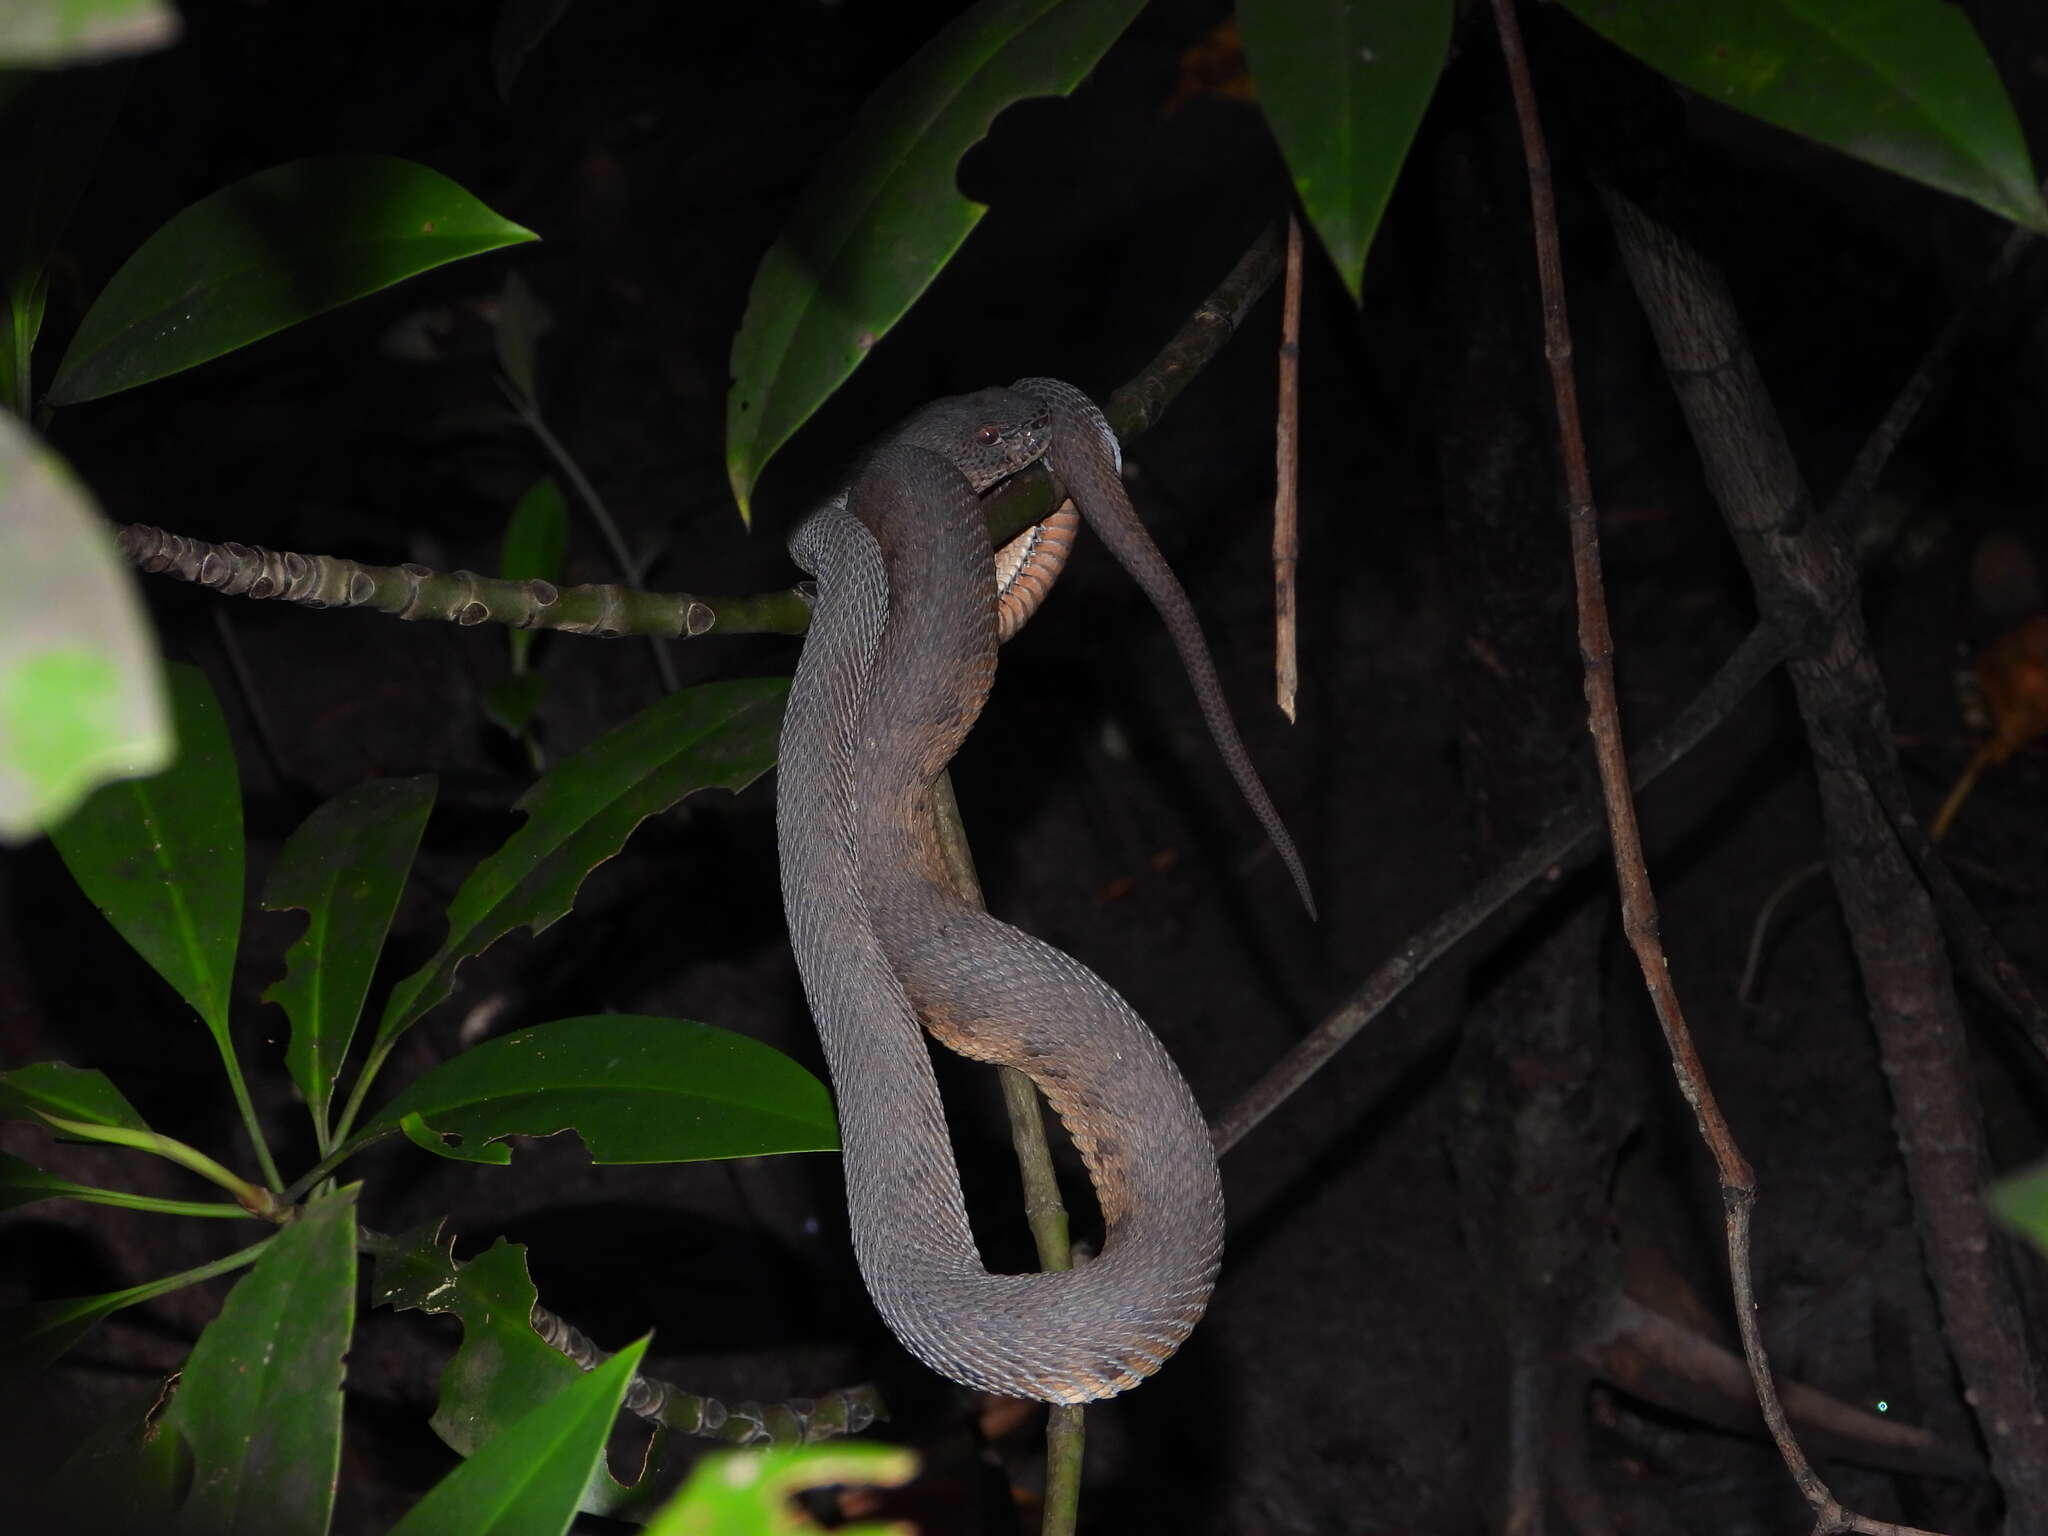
779,380 -> 1306,1401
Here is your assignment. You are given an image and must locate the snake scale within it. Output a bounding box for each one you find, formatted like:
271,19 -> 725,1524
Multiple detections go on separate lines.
779,377 -> 1310,1402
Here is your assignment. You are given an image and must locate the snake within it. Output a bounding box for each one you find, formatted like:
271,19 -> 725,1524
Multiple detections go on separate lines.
778,377 -> 1310,1402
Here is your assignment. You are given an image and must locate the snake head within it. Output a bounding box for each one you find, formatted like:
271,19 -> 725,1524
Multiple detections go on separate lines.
891,386 -> 1052,492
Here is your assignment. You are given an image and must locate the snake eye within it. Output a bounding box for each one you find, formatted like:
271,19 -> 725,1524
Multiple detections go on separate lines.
975,425 -> 1002,446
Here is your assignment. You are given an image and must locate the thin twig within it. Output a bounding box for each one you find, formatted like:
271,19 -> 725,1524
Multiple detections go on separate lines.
1821,221 -> 2037,537
1736,860 -> 1827,1009
1273,214 -> 1303,722
502,375 -> 680,694
1485,6 -> 1939,1532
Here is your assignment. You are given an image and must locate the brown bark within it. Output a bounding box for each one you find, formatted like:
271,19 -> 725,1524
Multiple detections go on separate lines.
1603,183 -> 2048,1531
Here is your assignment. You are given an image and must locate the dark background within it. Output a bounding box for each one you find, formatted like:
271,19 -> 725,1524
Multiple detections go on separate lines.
3,1 -> 2048,1531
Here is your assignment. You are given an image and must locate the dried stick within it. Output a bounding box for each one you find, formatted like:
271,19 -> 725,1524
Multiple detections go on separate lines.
1487,6 -> 1943,1534
1273,214 -> 1304,722
1601,167 -> 2048,1531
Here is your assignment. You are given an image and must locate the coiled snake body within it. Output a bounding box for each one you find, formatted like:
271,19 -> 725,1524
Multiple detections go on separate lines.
780,379 -> 1307,1402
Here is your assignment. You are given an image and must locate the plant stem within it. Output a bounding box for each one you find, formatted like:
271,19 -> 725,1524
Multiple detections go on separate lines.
47,1184 -> 254,1219
90,1238 -> 274,1317
503,376 -> 680,694
213,1045 -> 285,1192
39,1113 -> 285,1219
926,773 -> 1085,1536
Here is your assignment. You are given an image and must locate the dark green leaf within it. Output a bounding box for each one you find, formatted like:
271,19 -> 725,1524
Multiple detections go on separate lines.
44,1384 -> 192,1533
494,271 -> 553,406
501,477 -> 568,585
163,1188 -> 356,1536
355,1014 -> 837,1167
0,0 -> 178,67
0,67 -> 128,409
0,1061 -> 149,1130
725,0 -> 1145,519
48,155 -> 539,405
48,662 -> 240,1038
1238,0 -> 1451,303
1560,0 -> 2048,233
0,1149 -> 248,1217
0,414 -> 171,841
0,1239 -> 268,1374
372,1231 -> 679,1520
500,477 -> 568,674
365,1218 -> 462,1311
370,678 -> 786,1056
645,1445 -> 919,1536
262,775 -> 436,1136
1991,1162 -> 2048,1257
388,1334 -> 648,1536
0,1148 -> 73,1211
384,1239 -> 572,1429
483,673 -> 547,737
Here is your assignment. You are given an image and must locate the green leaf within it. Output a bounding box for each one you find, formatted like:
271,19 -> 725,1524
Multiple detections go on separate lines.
0,0 -> 179,67
48,662 -> 241,1037
261,775 -> 436,1139
353,1014 -> 837,1167
644,1445 -> 919,1536
375,1235 -> 659,1520
1238,0 -> 1451,303
1560,0 -> 2048,234
500,476 -> 568,674
0,1239 -> 268,1374
162,1188 -> 357,1536
365,678 -> 787,1069
501,477 -> 568,586
494,270 -> 553,407
43,1384 -> 192,1533
0,1061 -> 149,1130
48,155 -> 540,405
388,1334 -> 648,1536
0,67 -> 129,410
0,1147 -> 83,1211
0,1149 -> 247,1217
0,415 -> 170,841
482,673 -> 547,737
1991,1161 -> 2048,1258
725,0 -> 1145,519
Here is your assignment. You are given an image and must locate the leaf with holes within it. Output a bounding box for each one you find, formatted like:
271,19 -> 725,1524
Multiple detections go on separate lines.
388,1335 -> 649,1536
373,1235 -> 668,1522
367,679 -> 786,1063
725,0 -> 1145,520
262,775 -> 436,1139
